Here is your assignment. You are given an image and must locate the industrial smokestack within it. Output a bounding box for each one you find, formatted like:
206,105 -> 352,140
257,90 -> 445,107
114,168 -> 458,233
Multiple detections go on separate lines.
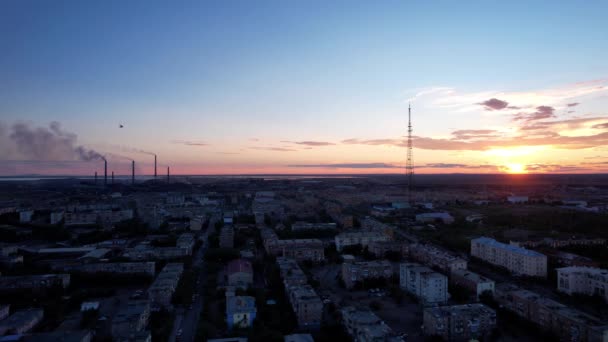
94,171 -> 97,184
167,166 -> 170,183
111,171 -> 114,185
132,160 -> 135,185
154,154 -> 157,179
104,159 -> 108,186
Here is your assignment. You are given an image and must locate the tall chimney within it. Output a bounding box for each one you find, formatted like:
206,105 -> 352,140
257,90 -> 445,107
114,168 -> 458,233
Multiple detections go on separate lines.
132,160 -> 135,185
154,155 -> 157,179
167,166 -> 170,183
104,159 -> 108,186
94,171 -> 97,184
111,171 -> 114,185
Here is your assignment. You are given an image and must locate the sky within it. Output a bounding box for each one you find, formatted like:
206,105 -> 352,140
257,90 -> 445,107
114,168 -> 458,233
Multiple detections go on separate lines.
1,0 -> 608,175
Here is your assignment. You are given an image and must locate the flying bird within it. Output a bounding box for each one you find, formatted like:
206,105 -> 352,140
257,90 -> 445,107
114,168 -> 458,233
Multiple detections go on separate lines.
119,124 -> 124,128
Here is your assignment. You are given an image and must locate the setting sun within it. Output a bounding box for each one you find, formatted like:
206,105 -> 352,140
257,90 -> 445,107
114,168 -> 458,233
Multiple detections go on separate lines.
506,163 -> 527,174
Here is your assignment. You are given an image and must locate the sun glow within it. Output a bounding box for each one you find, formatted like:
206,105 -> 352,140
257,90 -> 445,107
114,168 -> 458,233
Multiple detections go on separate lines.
505,163 -> 527,174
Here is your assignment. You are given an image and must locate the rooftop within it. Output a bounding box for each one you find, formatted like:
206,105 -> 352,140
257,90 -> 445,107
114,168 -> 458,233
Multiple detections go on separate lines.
473,237 -> 545,257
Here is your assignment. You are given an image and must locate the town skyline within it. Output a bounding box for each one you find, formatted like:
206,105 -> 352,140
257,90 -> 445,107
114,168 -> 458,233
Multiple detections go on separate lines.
1,1 -> 608,176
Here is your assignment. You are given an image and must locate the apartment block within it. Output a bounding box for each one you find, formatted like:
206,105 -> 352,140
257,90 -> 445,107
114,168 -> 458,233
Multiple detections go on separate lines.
450,269 -> 495,300
423,304 -> 496,341
292,222 -> 337,231
471,237 -> 547,277
276,257 -> 308,287
494,284 -> 608,342
123,247 -> 191,260
55,262 -> 156,277
340,306 -> 403,342
409,243 -> 468,273
147,263 -> 184,307
176,233 -> 196,253
341,257 -> 393,289
557,267 -> 608,302
0,308 -> 44,335
367,241 -> 409,258
415,212 -> 455,224
111,300 -> 151,339
0,305 -> 9,321
275,258 -> 322,329
277,239 -> 325,262
400,263 -> 449,305
335,231 -> 391,252
0,274 -> 70,293
220,225 -> 235,248
286,284 -> 323,329
260,227 -> 280,255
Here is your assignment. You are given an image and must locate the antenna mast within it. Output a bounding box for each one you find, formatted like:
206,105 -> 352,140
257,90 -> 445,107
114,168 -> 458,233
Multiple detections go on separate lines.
406,103 -> 414,204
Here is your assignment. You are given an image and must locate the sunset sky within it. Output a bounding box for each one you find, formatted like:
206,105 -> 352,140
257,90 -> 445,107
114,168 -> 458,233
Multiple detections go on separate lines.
1,1 -> 608,175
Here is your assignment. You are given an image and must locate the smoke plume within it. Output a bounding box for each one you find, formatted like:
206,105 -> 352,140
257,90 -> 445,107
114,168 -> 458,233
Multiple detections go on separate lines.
0,121 -> 104,161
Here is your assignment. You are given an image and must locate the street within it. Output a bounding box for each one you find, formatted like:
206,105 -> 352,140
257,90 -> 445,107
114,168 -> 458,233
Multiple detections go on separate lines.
169,215 -> 215,342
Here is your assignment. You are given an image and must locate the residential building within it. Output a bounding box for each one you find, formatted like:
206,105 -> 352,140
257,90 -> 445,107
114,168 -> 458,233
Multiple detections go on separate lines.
53,262 -> 156,277
284,334 -> 314,342
286,284 -> 323,329
176,233 -> 196,253
19,210 -> 34,223
22,331 -> 93,342
122,246 -> 191,260
111,300 -> 151,339
0,305 -> 9,321
400,263 -> 449,305
0,308 -> 44,335
190,215 -> 204,231
277,239 -> 325,262
471,237 -> 547,277
147,263 -> 184,307
226,259 -> 253,290
50,211 -> 64,225
423,304 -> 497,341
409,243 -> 467,273
291,222 -> 337,231
220,225 -> 235,248
507,196 -> 528,204
450,269 -> 495,300
367,241 -> 409,258
276,257 -> 308,287
415,212 -> 455,224
0,274 -> 70,293
494,284 -> 608,342
335,231 -> 391,252
340,306 -> 403,342
557,267 -> 608,302
341,258 -> 393,289
226,294 -> 257,329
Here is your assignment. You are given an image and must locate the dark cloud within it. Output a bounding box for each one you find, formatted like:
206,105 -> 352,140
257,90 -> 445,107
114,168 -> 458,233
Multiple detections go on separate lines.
592,123 -> 608,129
341,138 -> 405,146
281,141 -> 335,146
172,140 -> 209,146
424,163 -> 497,169
251,147 -> 297,152
451,129 -> 499,140
513,106 -> 555,122
478,98 -> 509,111
525,164 -> 590,173
288,163 -> 398,168
567,102 -> 580,107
